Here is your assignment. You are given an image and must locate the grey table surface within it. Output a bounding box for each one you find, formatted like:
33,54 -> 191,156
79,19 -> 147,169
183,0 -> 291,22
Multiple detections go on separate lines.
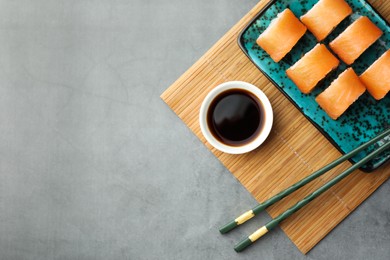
0,0 -> 388,259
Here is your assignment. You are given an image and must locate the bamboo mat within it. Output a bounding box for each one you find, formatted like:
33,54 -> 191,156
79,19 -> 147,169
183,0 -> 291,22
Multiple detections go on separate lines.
161,0 -> 390,254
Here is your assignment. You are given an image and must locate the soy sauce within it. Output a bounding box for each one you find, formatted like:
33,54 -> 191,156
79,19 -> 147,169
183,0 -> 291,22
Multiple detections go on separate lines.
207,89 -> 264,146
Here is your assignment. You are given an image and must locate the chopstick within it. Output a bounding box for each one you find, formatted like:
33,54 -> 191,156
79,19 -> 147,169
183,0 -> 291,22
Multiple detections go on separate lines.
219,128 -> 390,234
234,137 -> 390,252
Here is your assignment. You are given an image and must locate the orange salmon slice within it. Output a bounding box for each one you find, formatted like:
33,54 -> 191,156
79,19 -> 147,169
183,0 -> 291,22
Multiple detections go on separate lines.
301,0 -> 352,41
257,9 -> 307,62
360,50 -> 390,100
286,44 -> 339,94
329,16 -> 383,65
316,68 -> 366,120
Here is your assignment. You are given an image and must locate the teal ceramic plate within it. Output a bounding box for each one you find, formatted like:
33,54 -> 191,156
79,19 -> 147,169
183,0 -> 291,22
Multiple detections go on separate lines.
238,0 -> 390,172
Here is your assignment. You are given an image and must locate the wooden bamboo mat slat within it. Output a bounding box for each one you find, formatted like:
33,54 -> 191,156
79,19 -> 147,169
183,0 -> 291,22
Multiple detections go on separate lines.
161,0 -> 390,254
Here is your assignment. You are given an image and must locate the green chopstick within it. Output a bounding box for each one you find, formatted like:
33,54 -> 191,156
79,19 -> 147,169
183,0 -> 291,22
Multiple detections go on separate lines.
234,139 -> 390,252
219,128 -> 390,234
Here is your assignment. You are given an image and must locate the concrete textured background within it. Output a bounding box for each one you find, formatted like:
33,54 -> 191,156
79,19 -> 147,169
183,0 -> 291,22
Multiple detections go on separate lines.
0,0 -> 388,259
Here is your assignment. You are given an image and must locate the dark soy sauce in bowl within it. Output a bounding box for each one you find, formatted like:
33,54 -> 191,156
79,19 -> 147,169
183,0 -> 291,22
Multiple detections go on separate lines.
207,89 -> 264,146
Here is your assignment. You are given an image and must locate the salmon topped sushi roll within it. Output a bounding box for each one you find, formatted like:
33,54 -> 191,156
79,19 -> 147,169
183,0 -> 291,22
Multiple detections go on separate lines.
286,44 -> 339,94
316,68 -> 366,120
329,16 -> 383,65
301,0 -> 352,41
257,9 -> 307,62
360,50 -> 390,100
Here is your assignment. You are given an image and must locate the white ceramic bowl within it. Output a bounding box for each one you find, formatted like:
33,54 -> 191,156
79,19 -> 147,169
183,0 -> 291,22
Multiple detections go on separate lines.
199,81 -> 273,154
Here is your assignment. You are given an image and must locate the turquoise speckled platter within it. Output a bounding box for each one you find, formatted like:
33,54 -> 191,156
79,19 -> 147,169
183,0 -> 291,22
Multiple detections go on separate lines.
238,0 -> 390,172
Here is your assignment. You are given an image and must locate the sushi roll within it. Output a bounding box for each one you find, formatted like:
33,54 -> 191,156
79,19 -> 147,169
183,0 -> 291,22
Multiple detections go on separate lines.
316,68 -> 366,120
286,44 -> 339,94
257,9 -> 307,62
329,16 -> 383,65
360,50 -> 390,100
301,0 -> 352,41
